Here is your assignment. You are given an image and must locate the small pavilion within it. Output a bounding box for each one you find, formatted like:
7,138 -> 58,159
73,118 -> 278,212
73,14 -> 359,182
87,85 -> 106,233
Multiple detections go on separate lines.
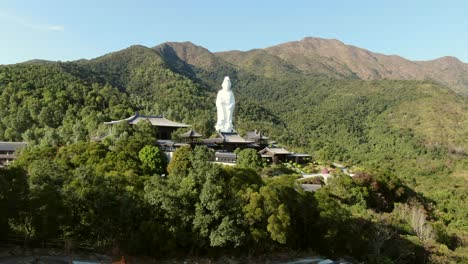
259,146 -> 312,164
179,129 -> 203,144
245,130 -> 269,149
259,147 -> 291,164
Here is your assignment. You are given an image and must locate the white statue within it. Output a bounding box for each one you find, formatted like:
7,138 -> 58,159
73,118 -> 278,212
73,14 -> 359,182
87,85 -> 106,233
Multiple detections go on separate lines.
215,76 -> 235,132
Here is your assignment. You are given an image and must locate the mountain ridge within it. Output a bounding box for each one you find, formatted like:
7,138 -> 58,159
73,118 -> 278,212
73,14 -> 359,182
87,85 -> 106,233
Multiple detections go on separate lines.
1,35 -> 468,262
148,37 -> 468,95
259,37 -> 468,95
8,36 -> 468,95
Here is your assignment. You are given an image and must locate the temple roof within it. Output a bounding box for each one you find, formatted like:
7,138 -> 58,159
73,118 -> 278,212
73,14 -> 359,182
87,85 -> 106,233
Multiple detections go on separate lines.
215,152 -> 237,158
288,153 -> 312,157
246,130 -> 269,140
180,129 -> 203,138
219,132 -> 254,143
203,138 -> 224,144
259,147 -> 290,155
202,132 -> 254,145
156,140 -> 190,147
104,113 -> 189,128
0,141 -> 27,151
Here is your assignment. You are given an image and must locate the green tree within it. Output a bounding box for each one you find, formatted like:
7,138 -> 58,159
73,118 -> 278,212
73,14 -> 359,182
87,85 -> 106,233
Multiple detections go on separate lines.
241,181 -> 293,247
0,167 -> 28,239
236,148 -> 263,170
139,145 -> 167,175
267,204 -> 290,244
167,145 -> 192,176
193,164 -> 245,247
26,160 -> 68,240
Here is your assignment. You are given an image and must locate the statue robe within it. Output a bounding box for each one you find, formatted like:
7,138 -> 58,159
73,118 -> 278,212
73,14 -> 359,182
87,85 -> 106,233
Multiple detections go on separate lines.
215,89 -> 235,132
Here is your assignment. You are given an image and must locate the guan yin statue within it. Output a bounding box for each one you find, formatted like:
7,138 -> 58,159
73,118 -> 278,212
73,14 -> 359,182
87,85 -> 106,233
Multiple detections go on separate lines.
215,76 -> 235,132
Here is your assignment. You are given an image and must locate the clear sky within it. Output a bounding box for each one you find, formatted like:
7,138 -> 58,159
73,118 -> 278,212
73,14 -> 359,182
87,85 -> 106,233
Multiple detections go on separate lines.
1,0 -> 467,64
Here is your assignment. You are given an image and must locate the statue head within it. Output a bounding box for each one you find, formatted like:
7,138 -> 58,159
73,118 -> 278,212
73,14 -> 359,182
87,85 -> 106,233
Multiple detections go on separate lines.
222,76 -> 231,91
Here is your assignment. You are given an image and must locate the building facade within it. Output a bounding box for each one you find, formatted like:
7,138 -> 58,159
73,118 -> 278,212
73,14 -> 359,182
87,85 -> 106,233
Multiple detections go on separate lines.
0,142 -> 27,167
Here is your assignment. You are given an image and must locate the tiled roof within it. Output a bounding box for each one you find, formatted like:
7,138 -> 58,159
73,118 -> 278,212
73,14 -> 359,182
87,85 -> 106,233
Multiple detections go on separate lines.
215,152 -> 237,158
104,114 -> 189,128
156,140 -> 190,148
202,138 -> 224,144
180,129 -> 203,138
219,132 -> 254,143
202,132 -> 254,144
246,131 -> 269,140
259,147 -> 290,155
0,142 -> 27,151
288,153 -> 311,157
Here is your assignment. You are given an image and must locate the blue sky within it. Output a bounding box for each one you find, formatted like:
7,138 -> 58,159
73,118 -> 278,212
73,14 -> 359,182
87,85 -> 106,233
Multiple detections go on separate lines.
1,0 -> 467,64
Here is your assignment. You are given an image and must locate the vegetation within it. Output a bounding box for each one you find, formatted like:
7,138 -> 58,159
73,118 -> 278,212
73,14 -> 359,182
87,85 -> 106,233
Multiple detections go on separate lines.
1,140 -> 465,262
0,42 -> 467,262
235,148 -> 264,170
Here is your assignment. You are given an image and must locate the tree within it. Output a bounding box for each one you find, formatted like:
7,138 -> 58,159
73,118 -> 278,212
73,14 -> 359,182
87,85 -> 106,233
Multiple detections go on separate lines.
138,145 -> 167,175
25,160 -> 68,240
0,167 -> 28,239
166,145 -> 192,176
241,183 -> 293,247
396,203 -> 434,242
367,215 -> 397,258
236,148 -> 263,170
193,164 -> 245,247
267,204 -> 290,244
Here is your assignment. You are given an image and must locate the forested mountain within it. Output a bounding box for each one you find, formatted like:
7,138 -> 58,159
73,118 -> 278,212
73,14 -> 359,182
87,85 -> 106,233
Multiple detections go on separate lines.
0,37 -> 467,262
151,40 -> 468,158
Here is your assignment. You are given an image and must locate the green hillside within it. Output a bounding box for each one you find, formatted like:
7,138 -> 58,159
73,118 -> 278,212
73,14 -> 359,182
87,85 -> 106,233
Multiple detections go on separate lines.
112,43 -> 468,255
0,40 -> 467,262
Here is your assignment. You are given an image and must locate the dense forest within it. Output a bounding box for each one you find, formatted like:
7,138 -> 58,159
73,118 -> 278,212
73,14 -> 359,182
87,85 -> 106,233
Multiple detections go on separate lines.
0,42 -> 467,263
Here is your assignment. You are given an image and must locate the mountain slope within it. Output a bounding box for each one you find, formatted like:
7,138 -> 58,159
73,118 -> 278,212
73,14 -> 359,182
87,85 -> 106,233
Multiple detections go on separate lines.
217,37 -> 468,95
1,38 -> 467,260
215,49 -> 304,79
1,39 -> 467,234
2,38 -> 467,156
153,41 -> 242,92
149,41 -> 468,155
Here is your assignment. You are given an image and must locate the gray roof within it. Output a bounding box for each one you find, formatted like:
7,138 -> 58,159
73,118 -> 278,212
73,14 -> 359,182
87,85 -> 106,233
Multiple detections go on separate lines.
215,152 -> 237,158
0,142 -> 27,151
156,140 -> 176,146
203,132 -> 254,145
203,138 -> 224,144
288,153 -> 312,157
104,114 -> 189,128
245,130 -> 269,140
259,147 -> 290,155
180,129 -> 203,138
219,132 -> 254,143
